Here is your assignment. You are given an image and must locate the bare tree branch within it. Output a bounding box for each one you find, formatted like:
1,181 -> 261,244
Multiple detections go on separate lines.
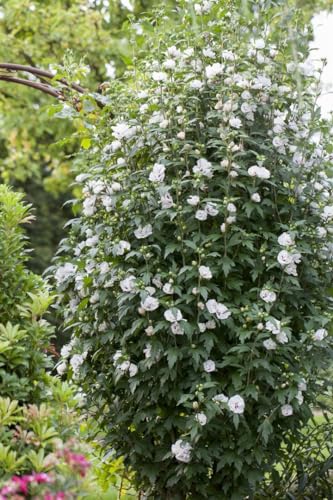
0,63 -> 85,93
0,75 -> 63,99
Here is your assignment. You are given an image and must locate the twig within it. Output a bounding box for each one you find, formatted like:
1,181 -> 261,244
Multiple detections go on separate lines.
0,63 -> 85,93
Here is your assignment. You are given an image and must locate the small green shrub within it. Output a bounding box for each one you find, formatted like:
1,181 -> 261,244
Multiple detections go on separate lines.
0,185 -> 93,498
0,185 -> 54,403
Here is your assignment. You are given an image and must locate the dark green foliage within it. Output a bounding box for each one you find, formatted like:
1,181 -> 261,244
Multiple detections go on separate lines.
0,185 -> 54,403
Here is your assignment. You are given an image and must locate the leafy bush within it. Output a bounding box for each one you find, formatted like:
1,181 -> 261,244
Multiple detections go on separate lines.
0,185 -> 54,402
54,0 -> 333,497
0,185 -> 93,499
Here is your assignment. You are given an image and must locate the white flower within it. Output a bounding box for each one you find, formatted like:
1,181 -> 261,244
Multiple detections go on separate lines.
70,354 -> 84,372
75,173 -> 90,183
276,331 -> 289,344
296,391 -> 304,405
206,320 -> 216,330
195,209 -> 208,221
120,275 -> 136,292
171,440 -> 192,463
141,296 -> 159,312
299,60 -> 315,77
222,50 -> 236,61
113,350 -> 123,363
247,165 -> 271,179
206,299 -> 231,320
187,195 -> 200,206
260,289 -> 277,303
171,322 -> 185,335
272,136 -> 285,149
119,360 -> 131,372
113,240 -> 131,255
143,344 -> 152,359
229,117 -> 242,129
190,79 -> 203,89
278,232 -> 294,247
203,360 -> 216,373
112,122 -> 137,140
56,361 -> 67,375
254,38 -> 265,49
228,395 -> 245,414
164,308 -> 183,322
86,235 -> 99,247
152,276 -> 162,288
55,263 -> 77,285
206,299 -> 218,314
193,158 -> 213,178
206,202 -> 218,216
317,227 -> 327,238
313,328 -> 328,341
198,323 -> 206,332
109,140 -> 121,153
163,283 -> 174,294
277,250 -> 293,266
241,102 -> 256,120
263,339 -> 277,350
167,45 -> 182,58
145,326 -> 155,336
160,120 -> 169,129
90,291 -> 99,304
195,412 -> 207,425
281,404 -> 293,417
251,193 -> 261,203
322,205 -> 333,221
111,182 -> 122,192
61,344 -> 72,358
298,379 -> 307,392
227,203 -> 237,213
152,71 -> 168,82
134,224 -> 153,239
129,363 -> 138,377
177,131 -> 185,140
149,163 -> 165,183
284,263 -> 298,276
220,223 -> 226,233
252,75 -> 272,89
101,196 -> 112,209
203,47 -> 215,58
160,193 -> 174,209
206,62 -> 223,79
199,265 -> 212,280
213,393 -> 229,403
266,319 -> 281,335
163,59 -> 176,70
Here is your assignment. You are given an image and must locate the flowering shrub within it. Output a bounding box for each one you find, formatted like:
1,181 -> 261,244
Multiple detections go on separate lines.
54,0 -> 333,497
0,383 -> 92,498
0,453 -> 90,499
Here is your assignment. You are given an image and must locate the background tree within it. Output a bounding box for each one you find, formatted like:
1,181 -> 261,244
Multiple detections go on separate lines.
0,0 -> 173,273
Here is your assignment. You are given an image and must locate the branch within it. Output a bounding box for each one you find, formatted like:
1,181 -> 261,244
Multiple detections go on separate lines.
0,75 -> 63,99
0,63 -> 85,93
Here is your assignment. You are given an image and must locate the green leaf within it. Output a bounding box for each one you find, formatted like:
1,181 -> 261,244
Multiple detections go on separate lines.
258,419 -> 273,445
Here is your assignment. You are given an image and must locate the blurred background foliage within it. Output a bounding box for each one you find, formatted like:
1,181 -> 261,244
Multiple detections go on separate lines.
0,0 -> 331,274
0,0 -> 175,273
